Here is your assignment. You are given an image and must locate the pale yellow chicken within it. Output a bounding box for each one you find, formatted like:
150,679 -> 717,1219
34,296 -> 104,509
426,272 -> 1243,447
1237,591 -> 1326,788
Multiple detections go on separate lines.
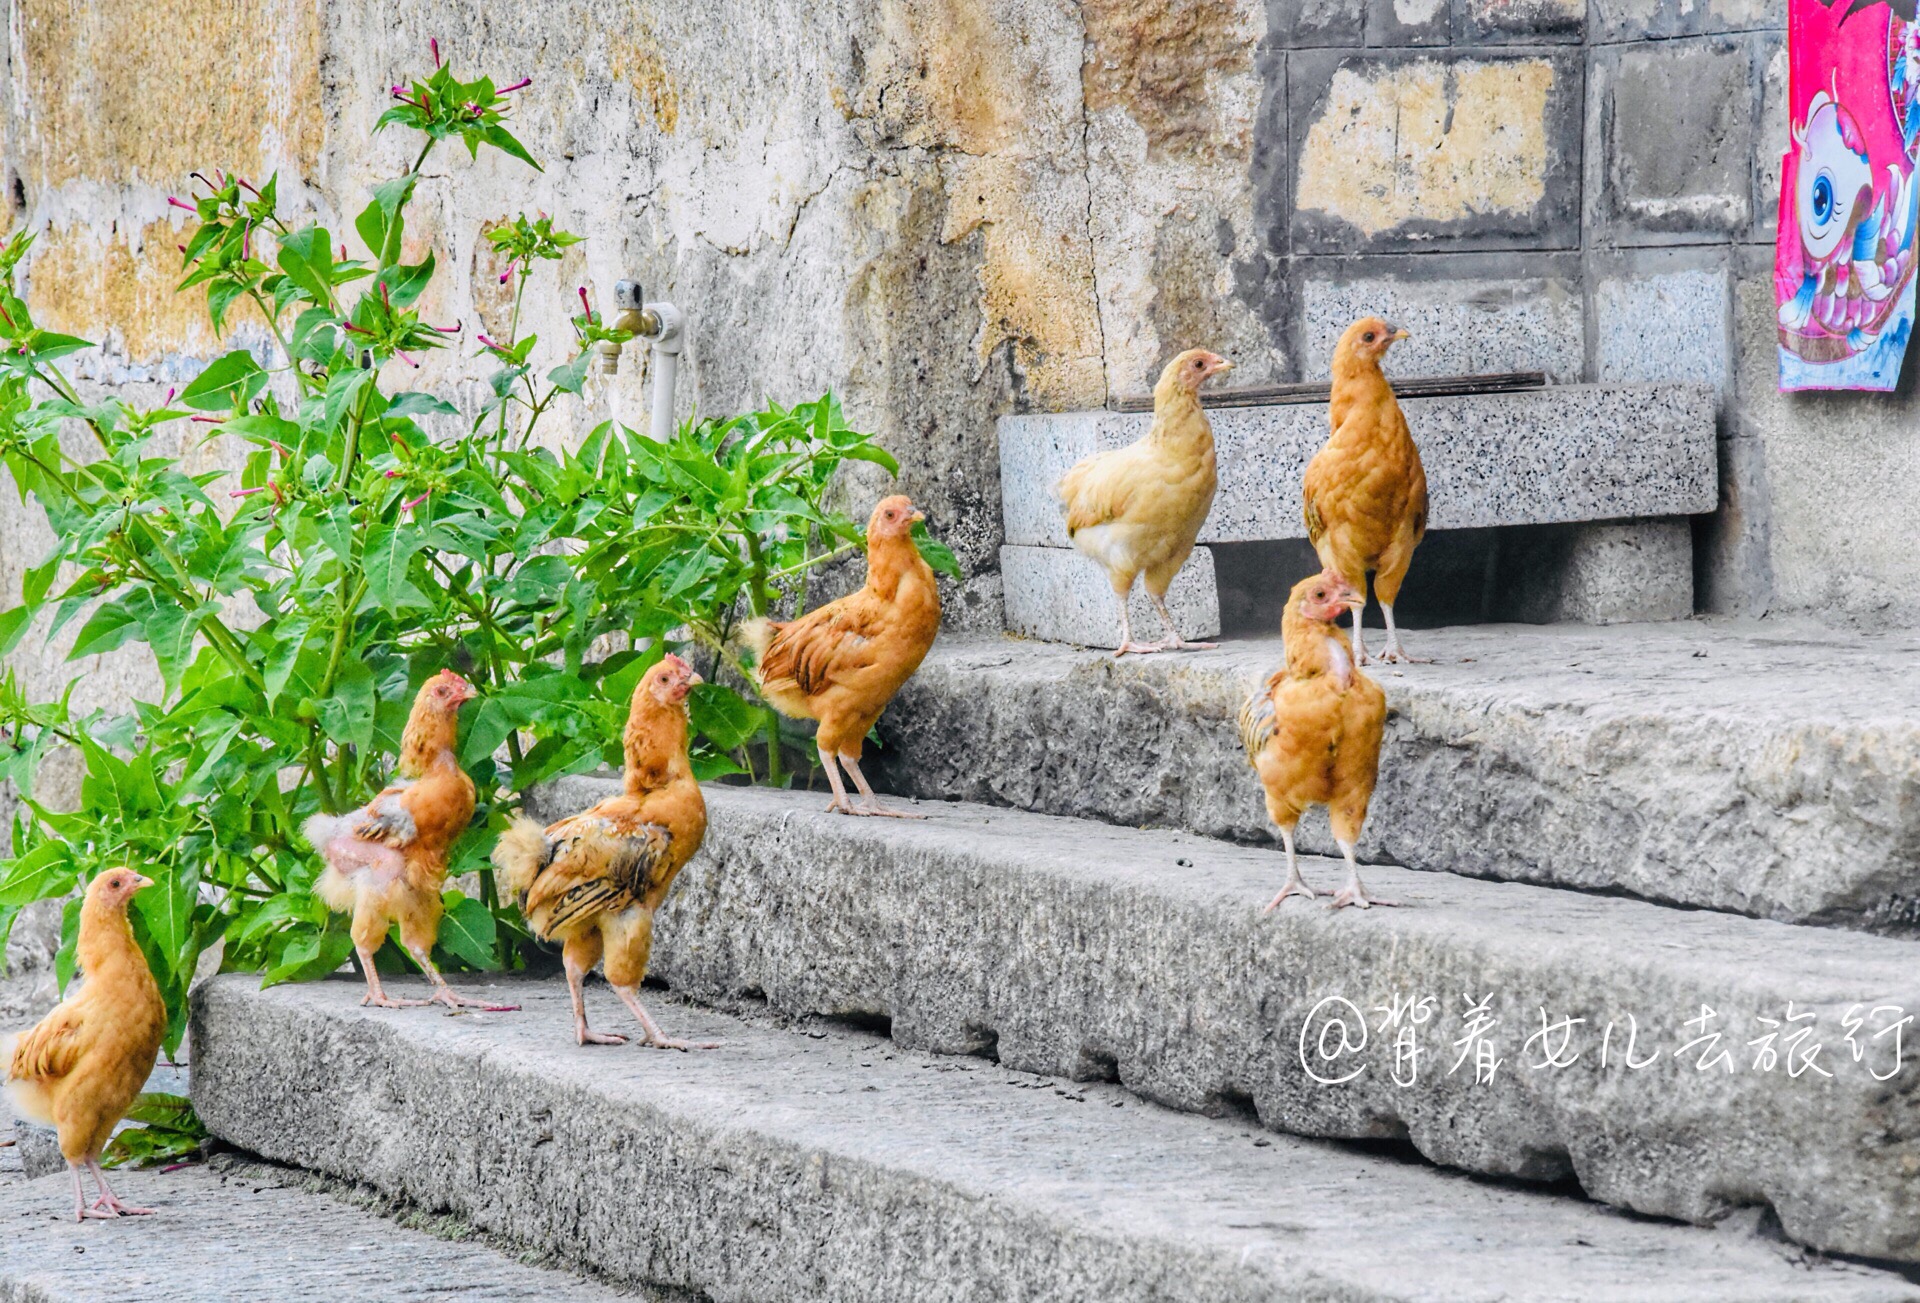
1239,571 -> 1394,910
1056,348 -> 1232,655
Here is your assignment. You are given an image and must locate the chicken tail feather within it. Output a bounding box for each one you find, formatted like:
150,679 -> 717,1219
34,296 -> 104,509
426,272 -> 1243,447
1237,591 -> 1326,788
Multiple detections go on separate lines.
491,815 -> 554,908
1,1032 -> 54,1124
735,617 -> 776,675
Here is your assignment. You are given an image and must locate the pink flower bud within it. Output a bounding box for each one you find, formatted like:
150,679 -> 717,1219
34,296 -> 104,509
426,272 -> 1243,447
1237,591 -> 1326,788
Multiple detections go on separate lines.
499,78 -> 531,94
191,415 -> 223,424
477,334 -> 499,349
270,441 -> 289,457
167,197 -> 195,211
402,492 -> 430,512
230,487 -> 266,499
499,267 -> 512,284
397,350 -> 419,368
577,286 -> 592,317
165,388 -> 177,404
430,37 -> 440,66
385,469 -> 402,478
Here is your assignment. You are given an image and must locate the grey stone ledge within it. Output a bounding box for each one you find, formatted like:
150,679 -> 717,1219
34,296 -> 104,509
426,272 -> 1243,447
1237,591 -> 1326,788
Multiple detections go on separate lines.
0,1158 -> 635,1302
1000,384 -> 1718,549
1002,543 -> 1220,648
191,975 -> 1918,1300
868,623 -> 1920,932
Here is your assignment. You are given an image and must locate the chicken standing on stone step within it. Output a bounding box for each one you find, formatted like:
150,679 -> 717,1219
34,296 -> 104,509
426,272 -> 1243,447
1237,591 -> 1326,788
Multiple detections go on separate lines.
1303,318 -> 1427,665
739,495 -> 940,818
305,670 -> 518,1012
4,869 -> 166,1221
1055,348 -> 1233,655
492,656 -> 715,1050
1239,571 -> 1394,910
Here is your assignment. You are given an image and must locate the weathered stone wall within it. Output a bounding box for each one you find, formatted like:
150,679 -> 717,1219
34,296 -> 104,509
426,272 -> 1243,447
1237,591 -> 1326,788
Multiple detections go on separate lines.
0,0 -> 1913,658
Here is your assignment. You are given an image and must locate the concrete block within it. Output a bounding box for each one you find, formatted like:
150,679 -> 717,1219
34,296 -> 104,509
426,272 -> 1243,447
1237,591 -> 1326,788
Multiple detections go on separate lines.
1289,50 -> 1584,253
1455,0 -> 1587,43
1501,518 -> 1697,623
999,385 -> 1718,547
1595,261 -> 1733,392
1299,264 -> 1586,382
2,1158 -> 635,1302
1592,0 -> 1783,41
1752,31 -> 1789,244
1588,39 -> 1756,241
868,625 -> 1920,931
196,974 -> 1920,1293
526,781 -> 1920,1264
1280,0 -> 1368,46
1002,544 -> 1219,647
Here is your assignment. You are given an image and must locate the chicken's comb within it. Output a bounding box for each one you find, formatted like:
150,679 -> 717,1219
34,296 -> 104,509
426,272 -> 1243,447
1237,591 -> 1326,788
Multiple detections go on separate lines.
659,653 -> 690,673
430,668 -> 472,689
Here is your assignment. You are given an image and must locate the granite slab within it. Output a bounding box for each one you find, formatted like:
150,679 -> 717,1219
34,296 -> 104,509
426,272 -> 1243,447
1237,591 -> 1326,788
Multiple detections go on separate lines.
1000,383 -> 1718,549
1002,544 -> 1220,647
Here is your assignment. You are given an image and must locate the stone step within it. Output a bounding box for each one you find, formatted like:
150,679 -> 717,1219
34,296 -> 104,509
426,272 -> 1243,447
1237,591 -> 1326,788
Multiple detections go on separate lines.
519,780 -> 1920,1264
189,975 -> 1919,1302
864,623 -> 1920,932
0,1155 -> 638,1302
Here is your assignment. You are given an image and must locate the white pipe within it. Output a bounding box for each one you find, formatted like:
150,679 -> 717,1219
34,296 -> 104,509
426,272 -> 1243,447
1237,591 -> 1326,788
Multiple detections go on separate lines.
644,300 -> 684,443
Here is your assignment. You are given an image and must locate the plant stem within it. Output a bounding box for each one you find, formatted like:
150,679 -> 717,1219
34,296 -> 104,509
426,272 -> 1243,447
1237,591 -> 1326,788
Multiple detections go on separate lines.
740,527 -> 784,787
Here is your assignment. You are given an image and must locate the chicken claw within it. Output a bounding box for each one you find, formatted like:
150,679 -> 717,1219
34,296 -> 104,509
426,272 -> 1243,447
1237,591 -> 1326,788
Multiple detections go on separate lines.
1113,640 -> 1165,657
428,987 -> 522,1012
1330,886 -> 1399,910
614,985 -> 722,1052
579,1029 -> 629,1046
361,992 -> 433,1009
1262,878 -> 1318,912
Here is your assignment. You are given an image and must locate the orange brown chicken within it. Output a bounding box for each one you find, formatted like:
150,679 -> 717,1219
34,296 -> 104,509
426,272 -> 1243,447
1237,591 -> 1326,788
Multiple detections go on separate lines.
4,868 -> 166,1221
306,669 -> 517,1011
1303,318 -> 1427,664
741,494 -> 940,818
1239,571 -> 1394,910
492,655 -> 714,1050
1056,348 -> 1232,655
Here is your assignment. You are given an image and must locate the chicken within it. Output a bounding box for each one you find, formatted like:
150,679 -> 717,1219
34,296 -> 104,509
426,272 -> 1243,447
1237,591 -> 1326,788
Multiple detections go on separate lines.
1238,571 -> 1394,910
740,494 -> 940,818
491,655 -> 714,1050
1056,348 -> 1232,655
4,868 -> 166,1220
305,669 -> 517,1011
1302,317 -> 1427,664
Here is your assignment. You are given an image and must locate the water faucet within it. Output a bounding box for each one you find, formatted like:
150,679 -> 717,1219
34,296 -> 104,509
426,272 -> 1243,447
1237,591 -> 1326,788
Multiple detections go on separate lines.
596,278 -> 685,442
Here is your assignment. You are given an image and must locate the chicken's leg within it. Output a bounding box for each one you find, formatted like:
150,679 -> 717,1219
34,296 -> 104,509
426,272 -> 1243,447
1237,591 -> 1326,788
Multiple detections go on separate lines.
1375,603 -> 1428,664
405,945 -> 521,1012
1328,838 -> 1397,910
1262,826 -> 1317,912
1147,589 -> 1216,653
565,953 -> 626,1046
1349,606 -> 1372,666
357,945 -> 431,1009
611,984 -> 722,1051
1112,582 -> 1160,657
839,752 -> 926,819
817,745 -> 861,815
70,1163 -> 115,1221
85,1156 -> 153,1216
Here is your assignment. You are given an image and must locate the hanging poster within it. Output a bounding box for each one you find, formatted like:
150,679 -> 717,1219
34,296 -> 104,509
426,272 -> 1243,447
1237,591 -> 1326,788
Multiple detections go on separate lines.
1776,0 -> 1920,391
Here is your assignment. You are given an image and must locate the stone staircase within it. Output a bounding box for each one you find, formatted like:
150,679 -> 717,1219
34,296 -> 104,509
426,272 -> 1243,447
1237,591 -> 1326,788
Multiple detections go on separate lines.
157,612 -> 1920,1299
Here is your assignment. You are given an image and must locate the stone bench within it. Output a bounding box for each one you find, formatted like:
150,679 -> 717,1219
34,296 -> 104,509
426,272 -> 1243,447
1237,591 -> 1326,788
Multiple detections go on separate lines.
998,383 -> 1718,647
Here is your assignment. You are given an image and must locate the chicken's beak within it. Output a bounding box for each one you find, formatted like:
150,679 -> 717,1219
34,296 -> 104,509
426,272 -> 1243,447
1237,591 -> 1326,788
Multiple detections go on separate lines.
910,510 -> 926,524
1208,357 -> 1234,379
1341,592 -> 1367,613
1390,327 -> 1410,342
131,874 -> 155,891
686,671 -> 705,687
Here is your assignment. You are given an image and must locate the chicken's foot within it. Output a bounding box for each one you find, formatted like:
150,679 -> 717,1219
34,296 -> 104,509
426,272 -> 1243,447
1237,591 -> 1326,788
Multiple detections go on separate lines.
69,1164 -> 116,1221
1262,827 -> 1318,912
85,1158 -> 154,1216
1374,603 -> 1429,664
358,947 -> 432,1008
564,954 -> 628,1045
1328,839 -> 1398,910
1148,590 -> 1216,653
1348,608 -> 1373,666
611,984 -> 722,1051
407,946 -> 521,1012
839,753 -> 926,819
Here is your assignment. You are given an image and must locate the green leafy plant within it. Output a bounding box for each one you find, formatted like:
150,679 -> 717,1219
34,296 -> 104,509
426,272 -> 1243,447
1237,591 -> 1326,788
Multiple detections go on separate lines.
0,43 -> 961,1055
101,1092 -> 208,1169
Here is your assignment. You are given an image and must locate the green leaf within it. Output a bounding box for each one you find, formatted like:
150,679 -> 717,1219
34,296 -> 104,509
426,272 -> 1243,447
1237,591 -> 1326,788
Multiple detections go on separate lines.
0,840 -> 77,909
0,605 -> 31,656
177,350 -> 266,412
361,524 -> 429,612
276,226 -> 338,306
318,659 -> 377,750
689,683 -> 761,752
387,391 -> 459,419
262,921 -> 355,987
912,519 -> 964,582
546,352 -> 591,396
434,894 -> 499,971
841,443 -> 901,477
354,173 -> 418,268
68,599 -> 141,660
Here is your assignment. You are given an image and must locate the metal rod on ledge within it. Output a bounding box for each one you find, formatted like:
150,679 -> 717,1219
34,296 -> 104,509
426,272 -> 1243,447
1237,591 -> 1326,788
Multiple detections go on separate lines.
1108,370 -> 1547,414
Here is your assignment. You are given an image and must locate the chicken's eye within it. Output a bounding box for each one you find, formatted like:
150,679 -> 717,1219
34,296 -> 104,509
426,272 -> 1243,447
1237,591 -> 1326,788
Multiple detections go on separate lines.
1363,332 -> 1376,343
